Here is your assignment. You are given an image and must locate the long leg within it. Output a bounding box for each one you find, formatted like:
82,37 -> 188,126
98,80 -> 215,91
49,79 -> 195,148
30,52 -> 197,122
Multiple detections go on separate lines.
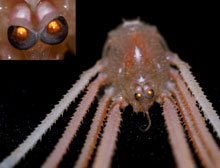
169,69 -> 220,168
171,85 -> 214,168
169,54 -> 220,138
161,94 -> 196,168
0,62 -> 102,168
92,99 -> 124,168
74,88 -> 114,168
41,74 -> 107,168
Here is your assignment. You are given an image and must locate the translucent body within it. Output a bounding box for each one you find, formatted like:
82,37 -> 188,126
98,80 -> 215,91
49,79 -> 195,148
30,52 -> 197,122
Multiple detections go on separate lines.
102,21 -> 169,112
0,0 -> 75,60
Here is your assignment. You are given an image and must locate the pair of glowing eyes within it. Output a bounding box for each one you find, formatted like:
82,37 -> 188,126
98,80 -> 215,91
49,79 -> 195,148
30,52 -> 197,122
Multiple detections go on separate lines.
8,16 -> 68,50
134,89 -> 154,101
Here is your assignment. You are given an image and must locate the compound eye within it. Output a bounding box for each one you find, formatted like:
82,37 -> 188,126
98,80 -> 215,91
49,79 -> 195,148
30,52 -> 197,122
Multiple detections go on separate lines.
135,93 -> 144,101
39,16 -> 68,45
8,26 -> 37,50
145,89 -> 154,99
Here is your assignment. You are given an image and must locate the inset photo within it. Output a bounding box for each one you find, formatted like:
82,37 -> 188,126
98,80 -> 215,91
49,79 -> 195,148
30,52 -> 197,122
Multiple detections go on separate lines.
0,0 -> 75,60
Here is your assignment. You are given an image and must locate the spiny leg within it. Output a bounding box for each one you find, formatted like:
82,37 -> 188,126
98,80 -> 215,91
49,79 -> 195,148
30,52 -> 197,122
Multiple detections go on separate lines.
171,86 -> 214,168
0,62 -> 102,168
74,88 -> 114,168
162,94 -> 195,166
161,94 -> 196,168
41,74 -> 107,168
169,69 -> 220,168
92,100 -> 123,168
169,54 -> 220,138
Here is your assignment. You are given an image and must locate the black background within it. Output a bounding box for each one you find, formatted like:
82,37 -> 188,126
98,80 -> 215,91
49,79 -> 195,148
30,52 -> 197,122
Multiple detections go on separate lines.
0,0 -> 220,168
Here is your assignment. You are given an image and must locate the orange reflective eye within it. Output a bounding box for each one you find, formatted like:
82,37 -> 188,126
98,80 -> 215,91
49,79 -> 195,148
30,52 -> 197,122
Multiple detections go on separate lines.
145,89 -> 154,99
135,93 -> 144,101
40,16 -> 68,45
136,93 -> 142,98
47,20 -> 62,34
147,90 -> 153,96
8,25 -> 37,50
15,27 -> 28,40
